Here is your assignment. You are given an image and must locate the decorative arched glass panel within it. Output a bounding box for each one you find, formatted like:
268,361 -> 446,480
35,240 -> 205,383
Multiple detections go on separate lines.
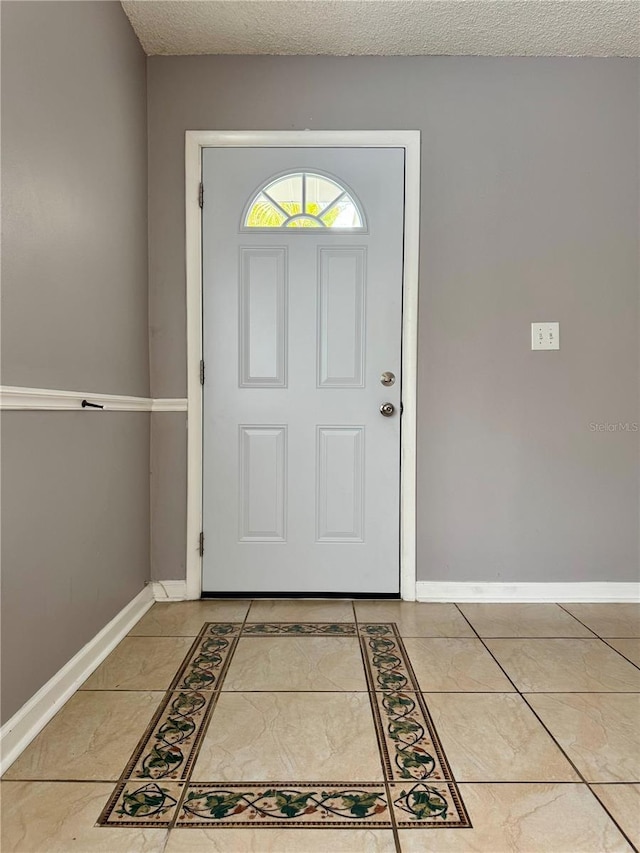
243,172 -> 365,230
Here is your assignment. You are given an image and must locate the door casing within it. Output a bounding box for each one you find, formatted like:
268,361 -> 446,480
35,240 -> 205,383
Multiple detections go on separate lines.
185,130 -> 421,601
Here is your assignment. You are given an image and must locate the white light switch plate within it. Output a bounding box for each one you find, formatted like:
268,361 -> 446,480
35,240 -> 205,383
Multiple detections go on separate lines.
531,322 -> 559,350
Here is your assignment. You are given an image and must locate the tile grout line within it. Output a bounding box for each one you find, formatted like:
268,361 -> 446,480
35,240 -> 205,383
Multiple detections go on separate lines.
392,632 -> 460,783
452,604 -> 520,690
599,639 -> 640,672
356,628 -> 402,852
7,777 -> 638,786
240,601 -> 252,632
555,604 -> 640,672
245,599 -> 257,624
519,694 -> 640,853
106,632 -> 640,640
547,605 -> 640,853
10,777 -> 640,784
75,687 -> 640,693
554,604 -> 613,638
158,827 -> 171,853
453,603 -> 640,853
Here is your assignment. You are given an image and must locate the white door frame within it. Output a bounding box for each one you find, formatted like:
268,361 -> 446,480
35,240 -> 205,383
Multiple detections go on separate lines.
185,130 -> 421,601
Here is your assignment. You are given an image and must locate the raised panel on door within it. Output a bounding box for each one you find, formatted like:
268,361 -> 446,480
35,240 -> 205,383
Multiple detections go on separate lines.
316,426 -> 364,542
238,426 -> 287,542
239,248 -> 288,387
317,248 -> 366,388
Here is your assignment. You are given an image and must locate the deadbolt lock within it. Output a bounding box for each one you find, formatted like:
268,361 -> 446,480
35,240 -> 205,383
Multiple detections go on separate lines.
380,371 -> 396,387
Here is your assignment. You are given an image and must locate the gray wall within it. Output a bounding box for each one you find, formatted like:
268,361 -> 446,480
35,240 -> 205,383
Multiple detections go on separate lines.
148,55 -> 639,583
2,1 -> 149,396
151,413 -> 187,582
1,414 -> 150,721
1,1 -> 149,722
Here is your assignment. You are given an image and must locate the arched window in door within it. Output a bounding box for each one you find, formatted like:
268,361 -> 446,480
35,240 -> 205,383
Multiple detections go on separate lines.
243,171 -> 366,230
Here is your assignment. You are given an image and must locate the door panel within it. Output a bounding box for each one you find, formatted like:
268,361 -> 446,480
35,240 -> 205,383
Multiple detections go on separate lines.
239,248 -> 288,388
238,426 -> 287,542
317,248 -> 366,388
202,147 -> 404,594
316,426 -> 365,542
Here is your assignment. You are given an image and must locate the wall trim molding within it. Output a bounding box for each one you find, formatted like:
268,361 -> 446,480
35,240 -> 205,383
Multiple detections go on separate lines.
151,580 -> 189,601
151,399 -> 188,412
0,386 -> 187,412
0,586 -> 154,775
185,129 -> 421,602
416,581 -> 640,603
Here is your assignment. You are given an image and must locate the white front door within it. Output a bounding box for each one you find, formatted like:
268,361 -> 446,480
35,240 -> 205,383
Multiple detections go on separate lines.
202,147 -> 405,594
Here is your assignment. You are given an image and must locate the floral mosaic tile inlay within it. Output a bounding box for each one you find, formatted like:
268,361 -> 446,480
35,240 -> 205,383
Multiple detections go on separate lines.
178,783 -> 390,827
244,622 -> 357,635
98,622 -> 470,831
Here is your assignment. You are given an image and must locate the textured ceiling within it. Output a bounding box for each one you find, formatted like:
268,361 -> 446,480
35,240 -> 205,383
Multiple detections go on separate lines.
121,0 -> 640,57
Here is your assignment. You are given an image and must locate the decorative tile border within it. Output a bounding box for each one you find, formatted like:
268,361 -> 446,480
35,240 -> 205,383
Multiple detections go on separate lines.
170,623 -> 241,692
98,624 -> 240,826
243,623 -> 356,635
390,781 -> 470,827
359,624 -> 415,692
177,782 -> 390,827
126,691 -> 214,781
98,621 -> 470,831
99,780 -> 185,828
359,624 -> 458,787
371,690 -> 450,782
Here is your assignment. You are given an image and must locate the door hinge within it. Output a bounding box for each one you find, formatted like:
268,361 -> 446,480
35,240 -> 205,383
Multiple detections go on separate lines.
200,359 -> 205,385
198,182 -> 204,208
199,531 -> 204,557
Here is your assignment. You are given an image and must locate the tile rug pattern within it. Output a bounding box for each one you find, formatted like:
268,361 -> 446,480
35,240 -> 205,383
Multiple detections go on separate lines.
98,622 -> 471,831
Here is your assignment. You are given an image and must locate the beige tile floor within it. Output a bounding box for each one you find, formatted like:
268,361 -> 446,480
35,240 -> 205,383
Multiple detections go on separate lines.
1,600 -> 638,852
222,636 -> 366,691
191,691 -> 383,781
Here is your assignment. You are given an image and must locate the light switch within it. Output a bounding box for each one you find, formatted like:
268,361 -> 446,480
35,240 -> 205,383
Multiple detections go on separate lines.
531,322 -> 559,350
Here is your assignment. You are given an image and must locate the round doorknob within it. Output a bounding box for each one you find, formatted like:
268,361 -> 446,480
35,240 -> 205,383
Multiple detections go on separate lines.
380,402 -> 396,417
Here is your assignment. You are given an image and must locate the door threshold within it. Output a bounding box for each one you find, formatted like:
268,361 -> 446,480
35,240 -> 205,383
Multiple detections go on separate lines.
201,591 -> 401,600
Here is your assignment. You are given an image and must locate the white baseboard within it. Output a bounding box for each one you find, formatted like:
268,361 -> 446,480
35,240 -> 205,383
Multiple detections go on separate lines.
415,581 -> 640,603
0,585 -> 154,775
151,580 -> 189,601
